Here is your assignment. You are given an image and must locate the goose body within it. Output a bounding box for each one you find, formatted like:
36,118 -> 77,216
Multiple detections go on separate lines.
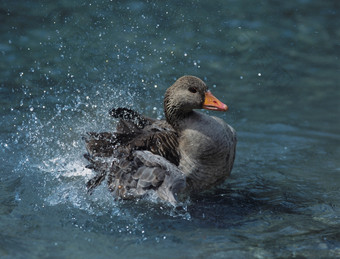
178,112 -> 236,193
84,75 -> 236,205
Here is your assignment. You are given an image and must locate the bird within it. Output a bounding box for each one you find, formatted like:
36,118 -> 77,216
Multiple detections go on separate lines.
83,75 -> 236,205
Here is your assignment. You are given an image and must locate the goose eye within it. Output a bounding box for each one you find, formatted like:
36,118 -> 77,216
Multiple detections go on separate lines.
188,87 -> 197,93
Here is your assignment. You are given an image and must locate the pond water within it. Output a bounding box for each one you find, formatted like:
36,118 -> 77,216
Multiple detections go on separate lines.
1,0 -> 340,258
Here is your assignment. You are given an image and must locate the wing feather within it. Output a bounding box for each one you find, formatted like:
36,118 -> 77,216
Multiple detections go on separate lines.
84,108 -> 182,200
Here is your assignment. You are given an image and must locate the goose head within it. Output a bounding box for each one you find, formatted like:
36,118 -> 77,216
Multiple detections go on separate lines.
164,75 -> 228,127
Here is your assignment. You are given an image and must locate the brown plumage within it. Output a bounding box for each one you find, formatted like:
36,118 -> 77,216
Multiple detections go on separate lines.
84,75 -> 237,205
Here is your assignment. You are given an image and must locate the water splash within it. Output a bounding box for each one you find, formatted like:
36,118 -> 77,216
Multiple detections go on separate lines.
7,76 -> 193,225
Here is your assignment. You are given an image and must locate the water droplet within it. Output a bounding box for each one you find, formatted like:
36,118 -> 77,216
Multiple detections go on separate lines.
19,72 -> 24,77
184,53 -> 188,57
258,73 -> 262,76
154,84 -> 158,88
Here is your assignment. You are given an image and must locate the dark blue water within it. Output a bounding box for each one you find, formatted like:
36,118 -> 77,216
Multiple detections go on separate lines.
1,0 -> 340,258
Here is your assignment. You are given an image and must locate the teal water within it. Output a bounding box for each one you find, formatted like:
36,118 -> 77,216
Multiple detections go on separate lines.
1,0 -> 340,258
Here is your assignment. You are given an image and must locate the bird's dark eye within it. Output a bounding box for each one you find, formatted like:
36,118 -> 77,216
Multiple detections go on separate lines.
188,87 -> 197,93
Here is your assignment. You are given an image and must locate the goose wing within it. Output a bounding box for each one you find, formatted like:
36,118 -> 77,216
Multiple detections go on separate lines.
84,108 -> 181,196
108,150 -> 185,205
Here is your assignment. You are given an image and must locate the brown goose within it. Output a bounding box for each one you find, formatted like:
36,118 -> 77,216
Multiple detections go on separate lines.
84,75 -> 236,205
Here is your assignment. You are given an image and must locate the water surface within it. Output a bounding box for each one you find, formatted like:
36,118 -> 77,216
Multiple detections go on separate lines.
1,0 -> 340,258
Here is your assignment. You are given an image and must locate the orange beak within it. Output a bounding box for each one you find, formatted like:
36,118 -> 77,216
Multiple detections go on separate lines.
202,91 -> 228,111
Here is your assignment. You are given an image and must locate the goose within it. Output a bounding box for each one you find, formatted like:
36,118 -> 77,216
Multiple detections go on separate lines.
84,75 -> 236,205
